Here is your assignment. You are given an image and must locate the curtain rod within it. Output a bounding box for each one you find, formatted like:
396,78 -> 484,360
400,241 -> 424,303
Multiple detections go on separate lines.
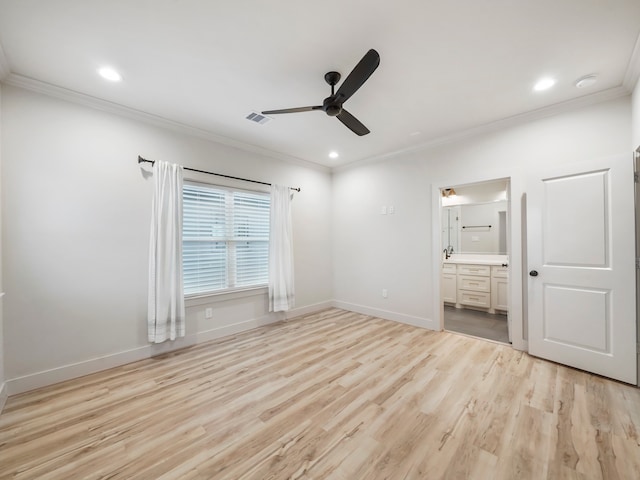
138,156 -> 301,192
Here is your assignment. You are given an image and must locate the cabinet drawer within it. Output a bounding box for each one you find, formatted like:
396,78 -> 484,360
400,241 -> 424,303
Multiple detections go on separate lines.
457,264 -> 490,277
442,263 -> 457,274
458,290 -> 491,308
458,275 -> 490,292
491,265 -> 508,278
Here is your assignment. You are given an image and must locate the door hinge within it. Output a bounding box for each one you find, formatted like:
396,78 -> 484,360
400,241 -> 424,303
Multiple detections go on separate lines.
636,258 -> 640,269
635,172 -> 639,183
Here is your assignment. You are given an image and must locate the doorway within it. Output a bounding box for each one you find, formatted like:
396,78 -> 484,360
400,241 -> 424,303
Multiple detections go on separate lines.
440,179 -> 511,344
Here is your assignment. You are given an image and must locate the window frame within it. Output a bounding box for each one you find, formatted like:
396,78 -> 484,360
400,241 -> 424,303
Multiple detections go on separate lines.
182,180 -> 270,299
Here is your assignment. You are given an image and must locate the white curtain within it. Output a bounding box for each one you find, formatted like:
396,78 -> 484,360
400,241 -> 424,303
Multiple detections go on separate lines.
269,185 -> 295,312
148,160 -> 185,343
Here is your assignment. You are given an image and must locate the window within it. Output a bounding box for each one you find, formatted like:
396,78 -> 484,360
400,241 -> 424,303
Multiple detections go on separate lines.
183,183 -> 270,296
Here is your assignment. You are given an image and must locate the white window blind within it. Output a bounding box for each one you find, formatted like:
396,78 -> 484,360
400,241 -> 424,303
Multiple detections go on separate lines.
183,183 -> 270,296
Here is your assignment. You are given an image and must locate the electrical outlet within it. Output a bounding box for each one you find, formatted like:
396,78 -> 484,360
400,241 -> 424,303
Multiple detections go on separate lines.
380,206 -> 387,215
388,206 -> 395,214
205,307 -> 213,319
382,289 -> 388,298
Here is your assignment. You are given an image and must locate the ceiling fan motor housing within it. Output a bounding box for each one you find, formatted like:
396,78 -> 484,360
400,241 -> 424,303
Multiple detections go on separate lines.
323,97 -> 342,116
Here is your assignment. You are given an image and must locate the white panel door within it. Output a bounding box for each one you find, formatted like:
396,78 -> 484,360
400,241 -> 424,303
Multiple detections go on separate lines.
527,154 -> 636,384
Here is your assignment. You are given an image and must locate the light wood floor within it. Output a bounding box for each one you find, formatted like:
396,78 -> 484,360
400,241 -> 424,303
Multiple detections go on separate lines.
1,309 -> 640,479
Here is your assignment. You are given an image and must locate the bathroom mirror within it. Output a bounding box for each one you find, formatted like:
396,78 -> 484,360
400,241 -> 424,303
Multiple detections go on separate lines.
442,206 -> 461,253
441,178 -> 509,255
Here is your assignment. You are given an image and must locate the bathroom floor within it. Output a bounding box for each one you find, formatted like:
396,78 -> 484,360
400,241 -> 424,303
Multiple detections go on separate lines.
444,305 -> 509,344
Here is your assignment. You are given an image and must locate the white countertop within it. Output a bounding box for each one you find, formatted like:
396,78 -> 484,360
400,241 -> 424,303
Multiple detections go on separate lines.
443,254 -> 508,266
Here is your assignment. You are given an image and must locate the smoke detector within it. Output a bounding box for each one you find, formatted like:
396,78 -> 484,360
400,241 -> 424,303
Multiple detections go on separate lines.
575,75 -> 597,89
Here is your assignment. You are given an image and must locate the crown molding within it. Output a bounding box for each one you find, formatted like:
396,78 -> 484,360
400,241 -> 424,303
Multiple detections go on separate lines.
623,30 -> 640,92
2,70 -> 633,176
2,73 -> 331,174
334,85 -> 630,173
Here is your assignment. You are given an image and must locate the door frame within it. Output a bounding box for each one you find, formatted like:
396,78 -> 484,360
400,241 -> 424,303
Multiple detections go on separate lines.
431,175 -> 527,351
635,146 -> 640,386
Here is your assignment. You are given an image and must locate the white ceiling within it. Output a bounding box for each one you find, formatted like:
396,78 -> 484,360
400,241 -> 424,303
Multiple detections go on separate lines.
0,0 -> 639,168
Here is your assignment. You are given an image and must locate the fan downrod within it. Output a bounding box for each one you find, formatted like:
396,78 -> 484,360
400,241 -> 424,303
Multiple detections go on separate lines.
323,71 -> 343,116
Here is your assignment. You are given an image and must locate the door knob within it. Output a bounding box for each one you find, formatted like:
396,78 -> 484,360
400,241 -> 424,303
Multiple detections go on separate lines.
529,270 -> 539,277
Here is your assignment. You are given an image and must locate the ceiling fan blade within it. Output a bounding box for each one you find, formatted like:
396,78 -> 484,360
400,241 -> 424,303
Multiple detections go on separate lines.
261,106 -> 322,115
336,109 -> 370,136
335,49 -> 380,103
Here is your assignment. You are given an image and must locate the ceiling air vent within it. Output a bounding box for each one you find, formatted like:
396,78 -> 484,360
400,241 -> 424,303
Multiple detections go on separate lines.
245,112 -> 271,125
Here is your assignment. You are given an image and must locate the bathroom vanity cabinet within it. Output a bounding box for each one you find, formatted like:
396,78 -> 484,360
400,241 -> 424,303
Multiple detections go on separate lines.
442,255 -> 508,314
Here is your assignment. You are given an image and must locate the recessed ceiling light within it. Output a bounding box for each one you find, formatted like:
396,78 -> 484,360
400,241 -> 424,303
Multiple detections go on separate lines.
98,66 -> 122,82
329,151 -> 339,159
575,74 -> 597,89
533,77 -> 556,92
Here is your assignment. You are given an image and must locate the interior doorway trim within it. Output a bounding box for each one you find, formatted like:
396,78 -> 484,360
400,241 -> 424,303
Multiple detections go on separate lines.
634,145 -> 640,386
430,176 -> 526,351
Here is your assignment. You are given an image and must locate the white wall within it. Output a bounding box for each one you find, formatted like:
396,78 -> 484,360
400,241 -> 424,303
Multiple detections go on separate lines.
333,96 -> 631,347
459,201 -> 507,253
1,85 -> 333,393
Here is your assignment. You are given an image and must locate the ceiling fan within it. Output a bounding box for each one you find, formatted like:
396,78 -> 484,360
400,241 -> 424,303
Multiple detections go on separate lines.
262,49 -> 380,136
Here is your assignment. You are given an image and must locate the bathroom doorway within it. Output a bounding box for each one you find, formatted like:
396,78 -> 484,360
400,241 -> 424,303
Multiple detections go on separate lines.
440,179 -> 511,344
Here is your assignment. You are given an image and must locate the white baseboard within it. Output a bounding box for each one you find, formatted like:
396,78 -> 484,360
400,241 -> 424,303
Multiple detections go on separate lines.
0,381 -> 7,414
4,301 -> 434,397
332,301 -> 439,331
7,343 -> 155,396
196,312 -> 284,341
6,304 -> 332,396
284,300 -> 334,320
